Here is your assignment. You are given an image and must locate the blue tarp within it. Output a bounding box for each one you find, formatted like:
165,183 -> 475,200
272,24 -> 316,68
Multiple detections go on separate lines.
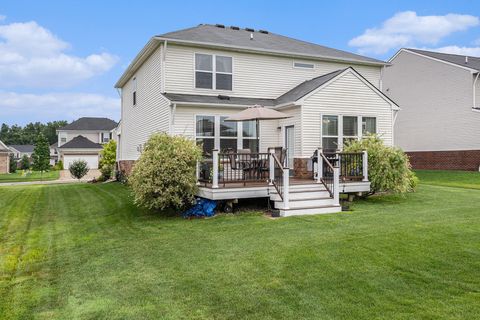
182,198 -> 217,218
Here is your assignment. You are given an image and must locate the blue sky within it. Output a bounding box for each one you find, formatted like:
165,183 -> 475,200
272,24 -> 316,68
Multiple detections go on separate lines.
1,0 -> 479,125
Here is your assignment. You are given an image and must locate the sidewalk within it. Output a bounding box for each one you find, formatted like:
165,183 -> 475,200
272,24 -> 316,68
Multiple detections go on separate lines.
0,169 -> 101,187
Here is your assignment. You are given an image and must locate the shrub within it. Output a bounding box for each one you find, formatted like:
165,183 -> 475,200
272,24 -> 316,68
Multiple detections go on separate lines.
99,140 -> 116,179
19,154 -> 30,170
53,160 -> 63,171
129,133 -> 202,211
9,154 -> 16,173
69,160 -> 89,180
344,135 -> 418,195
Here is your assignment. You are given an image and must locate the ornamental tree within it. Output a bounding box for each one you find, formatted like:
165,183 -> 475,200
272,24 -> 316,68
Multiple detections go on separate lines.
32,133 -> 50,172
99,140 -> 116,179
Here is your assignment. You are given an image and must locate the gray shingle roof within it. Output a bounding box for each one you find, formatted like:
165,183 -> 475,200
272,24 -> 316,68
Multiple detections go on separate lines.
158,24 -> 386,65
60,117 -> 118,131
58,136 -> 102,149
163,93 -> 276,106
8,145 -> 34,153
408,48 -> 480,71
276,69 -> 346,105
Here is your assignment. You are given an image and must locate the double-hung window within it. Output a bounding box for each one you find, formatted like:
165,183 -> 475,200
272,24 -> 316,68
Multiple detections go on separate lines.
196,115 -> 215,155
322,115 -> 377,151
322,115 -> 339,151
195,115 -> 257,155
195,54 -> 232,90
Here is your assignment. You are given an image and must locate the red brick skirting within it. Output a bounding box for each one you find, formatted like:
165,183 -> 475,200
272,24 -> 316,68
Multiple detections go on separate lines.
117,160 -> 136,175
407,150 -> 480,171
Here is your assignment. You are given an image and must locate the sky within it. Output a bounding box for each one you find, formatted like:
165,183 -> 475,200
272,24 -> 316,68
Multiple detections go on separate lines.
0,0 -> 479,125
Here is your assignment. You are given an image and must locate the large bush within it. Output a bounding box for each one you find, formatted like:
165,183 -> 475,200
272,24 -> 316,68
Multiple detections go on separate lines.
344,135 -> 418,195
99,140 -> 116,180
129,133 -> 202,211
69,160 -> 89,180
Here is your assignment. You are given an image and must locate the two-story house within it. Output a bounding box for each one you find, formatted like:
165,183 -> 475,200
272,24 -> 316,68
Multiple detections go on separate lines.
57,117 -> 117,169
115,24 -> 399,216
383,49 -> 480,171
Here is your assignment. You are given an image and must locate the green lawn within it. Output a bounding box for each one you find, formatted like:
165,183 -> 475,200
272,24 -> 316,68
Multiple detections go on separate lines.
0,170 -> 60,183
0,172 -> 479,319
415,169 -> 480,190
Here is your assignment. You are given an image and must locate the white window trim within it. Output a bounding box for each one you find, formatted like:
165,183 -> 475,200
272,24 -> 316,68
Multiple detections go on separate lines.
194,114 -> 258,152
293,60 -> 315,70
194,53 -> 234,91
321,114 -> 377,150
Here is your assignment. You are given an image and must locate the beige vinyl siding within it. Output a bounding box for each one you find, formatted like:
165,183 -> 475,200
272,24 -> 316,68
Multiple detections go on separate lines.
164,44 -> 382,99
384,50 -> 480,152
58,131 -> 100,146
302,71 -> 393,157
278,106 -> 302,158
120,45 -> 170,160
173,105 -> 279,152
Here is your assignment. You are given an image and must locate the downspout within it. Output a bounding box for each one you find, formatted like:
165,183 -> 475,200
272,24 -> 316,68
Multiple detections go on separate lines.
170,103 -> 176,135
473,72 -> 479,109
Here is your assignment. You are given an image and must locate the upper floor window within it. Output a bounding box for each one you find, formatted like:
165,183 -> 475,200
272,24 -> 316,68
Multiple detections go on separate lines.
195,53 -> 232,90
101,132 -> 110,143
294,61 -> 314,69
132,77 -> 137,106
60,137 -> 67,143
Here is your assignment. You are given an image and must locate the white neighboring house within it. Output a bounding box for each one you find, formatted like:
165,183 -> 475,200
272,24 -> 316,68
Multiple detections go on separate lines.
383,48 -> 480,171
57,117 -> 118,169
115,24 -> 399,216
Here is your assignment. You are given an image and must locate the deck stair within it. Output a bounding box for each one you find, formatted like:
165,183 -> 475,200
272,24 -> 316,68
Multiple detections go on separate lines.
269,183 -> 341,216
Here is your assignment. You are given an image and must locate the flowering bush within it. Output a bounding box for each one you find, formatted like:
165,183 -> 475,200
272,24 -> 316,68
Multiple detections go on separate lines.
344,135 -> 418,195
129,133 -> 202,211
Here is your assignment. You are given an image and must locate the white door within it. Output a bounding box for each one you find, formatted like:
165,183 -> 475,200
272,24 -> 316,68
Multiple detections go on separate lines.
63,155 -> 99,169
285,126 -> 295,170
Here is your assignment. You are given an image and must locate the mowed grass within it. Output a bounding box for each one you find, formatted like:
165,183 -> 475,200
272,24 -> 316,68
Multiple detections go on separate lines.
415,169 -> 480,190
0,172 -> 479,319
0,170 -> 59,183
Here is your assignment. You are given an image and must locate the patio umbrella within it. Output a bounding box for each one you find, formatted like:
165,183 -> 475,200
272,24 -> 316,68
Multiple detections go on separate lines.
225,105 -> 292,152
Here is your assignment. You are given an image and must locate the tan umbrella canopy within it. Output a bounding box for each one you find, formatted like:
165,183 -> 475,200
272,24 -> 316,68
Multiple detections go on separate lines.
225,105 -> 292,152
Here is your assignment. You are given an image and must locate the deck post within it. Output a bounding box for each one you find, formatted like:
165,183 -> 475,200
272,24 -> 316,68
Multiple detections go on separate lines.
269,148 -> 275,185
212,149 -> 219,189
316,147 -> 323,183
362,150 -> 368,182
333,166 -> 340,206
283,167 -> 289,209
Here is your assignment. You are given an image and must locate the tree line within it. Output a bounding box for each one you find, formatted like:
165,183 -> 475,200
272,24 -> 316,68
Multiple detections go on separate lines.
0,121 -> 68,145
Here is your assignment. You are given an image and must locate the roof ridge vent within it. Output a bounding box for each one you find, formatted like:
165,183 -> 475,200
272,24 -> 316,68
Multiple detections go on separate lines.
230,26 -> 240,30
215,24 -> 225,28
245,27 -> 255,32
259,30 -> 269,34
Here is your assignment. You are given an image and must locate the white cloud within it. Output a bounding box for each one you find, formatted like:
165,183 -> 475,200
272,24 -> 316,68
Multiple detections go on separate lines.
0,20 -> 118,88
0,91 -> 120,122
349,11 -> 480,54
0,15 -> 6,22
423,45 -> 480,57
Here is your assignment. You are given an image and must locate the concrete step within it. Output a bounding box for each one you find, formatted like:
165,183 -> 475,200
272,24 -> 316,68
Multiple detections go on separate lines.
279,205 -> 342,217
269,190 -> 331,201
274,197 -> 334,209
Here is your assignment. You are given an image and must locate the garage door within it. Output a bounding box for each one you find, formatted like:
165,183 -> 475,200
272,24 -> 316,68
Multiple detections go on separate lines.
63,155 -> 99,169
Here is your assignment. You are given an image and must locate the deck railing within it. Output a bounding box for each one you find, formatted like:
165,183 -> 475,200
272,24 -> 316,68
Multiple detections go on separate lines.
323,151 -> 368,182
269,149 -> 289,205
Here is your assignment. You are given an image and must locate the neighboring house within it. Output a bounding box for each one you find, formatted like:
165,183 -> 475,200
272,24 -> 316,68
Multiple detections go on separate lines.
57,117 -> 118,169
8,145 -> 34,161
0,140 -> 11,174
115,24 -> 399,216
50,142 -> 58,166
384,48 -> 480,171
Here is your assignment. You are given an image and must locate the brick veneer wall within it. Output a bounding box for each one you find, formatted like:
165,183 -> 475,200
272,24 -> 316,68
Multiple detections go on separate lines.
0,153 -> 9,174
407,150 -> 480,171
117,160 -> 136,175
